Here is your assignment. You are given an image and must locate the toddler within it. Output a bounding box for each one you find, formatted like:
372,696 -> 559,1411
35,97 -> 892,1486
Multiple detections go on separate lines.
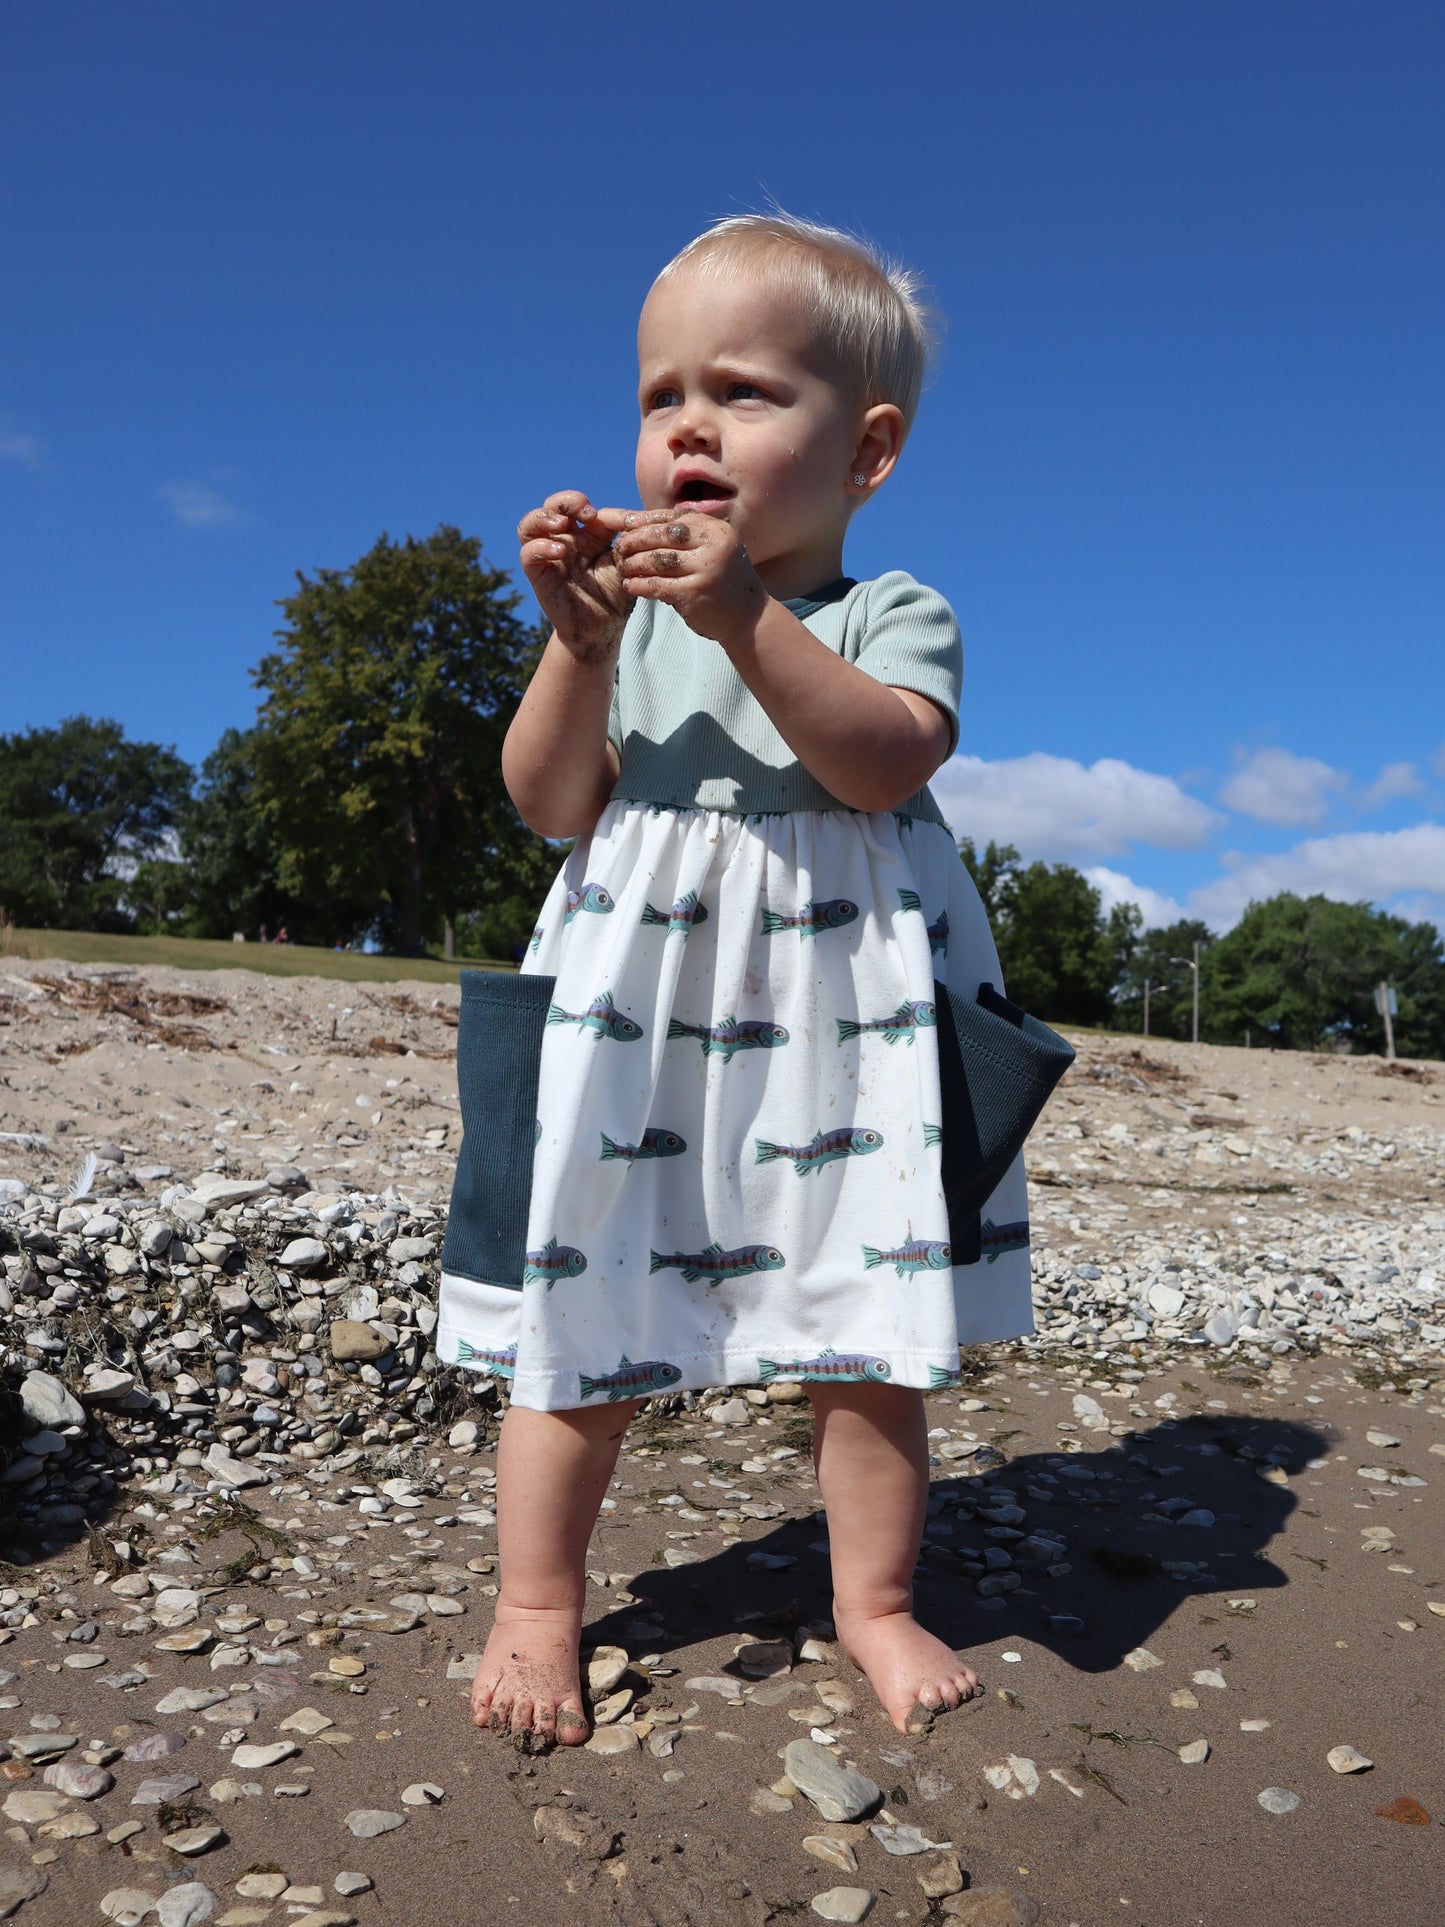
436,213 -> 1035,1749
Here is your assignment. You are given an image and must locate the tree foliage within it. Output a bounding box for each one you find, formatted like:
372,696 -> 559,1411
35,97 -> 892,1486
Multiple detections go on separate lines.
0,715 -> 192,930
177,727 -> 300,941
1110,918 -> 1215,1040
249,527 -> 545,952
959,838 -> 1139,1026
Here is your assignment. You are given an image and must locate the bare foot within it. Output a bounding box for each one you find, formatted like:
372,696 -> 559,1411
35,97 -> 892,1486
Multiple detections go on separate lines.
469,1602 -> 589,1752
834,1605 -> 982,1735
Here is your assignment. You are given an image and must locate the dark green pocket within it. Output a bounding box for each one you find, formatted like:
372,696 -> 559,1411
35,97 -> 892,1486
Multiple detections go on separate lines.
440,969 -> 556,1289
934,979 -> 1075,1250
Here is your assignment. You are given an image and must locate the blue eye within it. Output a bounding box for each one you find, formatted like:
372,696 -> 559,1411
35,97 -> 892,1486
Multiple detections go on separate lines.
729,382 -> 761,400
648,388 -> 679,411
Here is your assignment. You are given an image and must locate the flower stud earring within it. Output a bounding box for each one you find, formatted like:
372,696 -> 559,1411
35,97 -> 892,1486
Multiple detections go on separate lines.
852,472 -> 867,486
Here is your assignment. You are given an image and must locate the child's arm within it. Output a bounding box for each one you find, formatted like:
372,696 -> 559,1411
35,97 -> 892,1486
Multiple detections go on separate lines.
503,491 -> 630,839
612,513 -> 952,813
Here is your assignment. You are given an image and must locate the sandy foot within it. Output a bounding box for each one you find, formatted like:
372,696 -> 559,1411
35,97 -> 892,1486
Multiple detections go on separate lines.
834,1606 -> 982,1734
469,1603 -> 589,1752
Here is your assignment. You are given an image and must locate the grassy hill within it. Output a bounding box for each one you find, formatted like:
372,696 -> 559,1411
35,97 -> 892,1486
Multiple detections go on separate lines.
0,928 -> 512,985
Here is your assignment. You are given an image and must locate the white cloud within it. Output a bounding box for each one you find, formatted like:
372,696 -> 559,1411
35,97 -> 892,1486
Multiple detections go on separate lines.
1219,746 -> 1348,827
932,753 -> 1219,860
1359,761 -> 1424,811
1190,822 -> 1445,928
0,428 -> 43,467
1084,866 -> 1187,929
159,478 -> 250,528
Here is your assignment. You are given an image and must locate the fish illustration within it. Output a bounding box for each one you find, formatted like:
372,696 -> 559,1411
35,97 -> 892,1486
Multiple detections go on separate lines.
760,897 -> 859,939
836,1000 -> 936,1046
455,1339 -> 517,1380
666,1014 -> 790,1061
563,881 -> 615,923
981,1217 -> 1030,1262
927,1363 -> 962,1389
922,1122 -> 942,1147
754,1126 -> 884,1176
578,1354 -> 683,1402
523,1237 -> 588,1287
600,1126 -> 687,1163
648,1241 -> 786,1286
897,888 -> 949,956
862,1234 -> 952,1277
546,990 -> 644,1042
640,890 -> 709,935
757,1348 -> 892,1384
528,925 -> 544,954
535,1117 -> 542,1146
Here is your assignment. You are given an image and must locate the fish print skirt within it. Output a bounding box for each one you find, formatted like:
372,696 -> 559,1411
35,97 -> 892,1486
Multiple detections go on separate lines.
436,801 -> 1034,1411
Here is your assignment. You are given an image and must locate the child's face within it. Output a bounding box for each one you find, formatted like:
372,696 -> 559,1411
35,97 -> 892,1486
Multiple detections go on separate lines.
635,265 -> 863,588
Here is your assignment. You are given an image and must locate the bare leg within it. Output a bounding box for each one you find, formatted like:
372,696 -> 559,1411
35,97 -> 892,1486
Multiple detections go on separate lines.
808,1380 -> 981,1734
470,1396 -> 642,1749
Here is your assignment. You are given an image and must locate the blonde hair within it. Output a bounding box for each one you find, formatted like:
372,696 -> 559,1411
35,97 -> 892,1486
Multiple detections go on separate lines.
653,211 -> 938,431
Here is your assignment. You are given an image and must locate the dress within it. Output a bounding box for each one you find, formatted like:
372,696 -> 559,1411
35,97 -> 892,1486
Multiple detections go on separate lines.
436,572 -> 1034,1411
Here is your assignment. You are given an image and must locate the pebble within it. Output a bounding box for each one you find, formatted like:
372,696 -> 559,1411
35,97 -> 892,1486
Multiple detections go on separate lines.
157,1883 -> 217,1927
334,1874 -> 373,1896
236,1875 -> 287,1899
1179,1740 -> 1210,1765
164,1825 -> 226,1855
101,1889 -> 159,1925
42,1760 -> 114,1798
1258,1788 -> 1300,1815
810,1888 -> 874,1923
784,1741 -> 882,1823
1123,1648 -> 1162,1672
344,1809 -> 406,1837
0,1868 -> 48,1915
1326,1746 -> 1373,1774
585,1725 -> 639,1756
230,1742 -> 300,1770
401,1782 -> 444,1805
132,1774 -> 201,1805
2,1788 -> 69,1824
941,1892 -> 1041,1926
802,1837 -> 858,1874
871,1822 -> 954,1855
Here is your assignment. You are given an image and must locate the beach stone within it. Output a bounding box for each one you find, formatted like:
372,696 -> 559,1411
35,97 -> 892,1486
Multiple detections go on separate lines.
585,1725 -> 639,1756
156,1689 -> 229,1716
711,1398 -> 751,1426
131,1774 -> 201,1805
277,1238 -> 328,1271
1179,1740 -> 1210,1765
157,1884 -> 217,1927
0,1867 -> 48,1917
803,1837 -> 858,1874
401,1782 -> 444,1806
336,1606 -> 418,1635
1326,1746 -> 1372,1773
810,1890 -> 874,1923
344,1809 -> 406,1837
204,1446 -> 271,1490
334,1874 -> 372,1896
19,1370 -> 83,1428
942,1894 -> 1040,1925
329,1320 -> 389,1363
1257,1787 -> 1300,1814
6,1735 -> 77,1761
125,1733 -> 187,1762
42,1760 -> 113,1798
289,1914 -> 356,1927
100,1890 -> 158,1925
735,1639 -> 793,1678
871,1822 -> 954,1855
1123,1648 -> 1162,1672
586,1646 -> 630,1695
235,1875 -> 287,1899
916,1853 -> 965,1898
278,1707 -> 333,1736
155,1629 -> 214,1655
1365,1430 -> 1400,1448
751,1788 -> 794,1814
165,1825 -> 225,1855
231,1741 -> 300,1770
2,1788 -> 69,1824
784,1740 -> 882,1822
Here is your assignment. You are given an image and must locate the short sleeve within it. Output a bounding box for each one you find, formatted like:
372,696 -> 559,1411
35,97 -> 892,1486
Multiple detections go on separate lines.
606,669 -> 623,758
850,572 -> 962,758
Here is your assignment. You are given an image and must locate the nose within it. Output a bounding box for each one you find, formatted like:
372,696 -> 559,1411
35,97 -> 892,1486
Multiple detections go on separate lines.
667,397 -> 719,455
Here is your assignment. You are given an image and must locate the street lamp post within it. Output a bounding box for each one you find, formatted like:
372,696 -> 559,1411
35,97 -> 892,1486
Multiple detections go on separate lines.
1171,940 -> 1201,1045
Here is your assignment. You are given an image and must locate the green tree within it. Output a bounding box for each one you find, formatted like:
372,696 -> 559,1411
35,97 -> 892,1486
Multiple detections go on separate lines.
1204,893 -> 1445,1056
249,527 -> 545,953
1111,918 -> 1215,1039
959,838 -> 1138,1025
178,727 -> 305,941
0,716 -> 192,930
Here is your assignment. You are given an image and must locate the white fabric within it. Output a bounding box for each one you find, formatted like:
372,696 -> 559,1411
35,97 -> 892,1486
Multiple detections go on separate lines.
436,801 -> 1033,1410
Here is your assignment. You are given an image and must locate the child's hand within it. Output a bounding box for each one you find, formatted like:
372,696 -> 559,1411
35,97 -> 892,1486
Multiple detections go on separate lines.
519,491 -> 633,660
612,510 -> 767,648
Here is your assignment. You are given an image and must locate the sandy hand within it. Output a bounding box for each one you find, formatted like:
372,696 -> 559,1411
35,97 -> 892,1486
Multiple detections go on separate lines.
518,490 -> 634,660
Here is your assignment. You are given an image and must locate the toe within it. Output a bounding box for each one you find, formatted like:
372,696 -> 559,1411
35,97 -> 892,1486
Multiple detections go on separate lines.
531,1698 -> 558,1748
555,1704 -> 589,1746
509,1693 -> 535,1737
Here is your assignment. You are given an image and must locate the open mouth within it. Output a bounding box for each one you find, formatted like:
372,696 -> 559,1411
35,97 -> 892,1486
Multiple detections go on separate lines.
674,477 -> 736,507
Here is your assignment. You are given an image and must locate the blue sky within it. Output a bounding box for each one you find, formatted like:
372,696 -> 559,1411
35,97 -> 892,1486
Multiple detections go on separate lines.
3,1 -> 1442,930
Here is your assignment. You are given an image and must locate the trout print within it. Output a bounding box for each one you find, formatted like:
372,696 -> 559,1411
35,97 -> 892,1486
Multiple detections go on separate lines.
648,1241 -> 786,1286
455,1339 -> 517,1380
757,1347 -> 892,1383
578,1355 -> 683,1401
528,925 -> 544,954
523,1238 -> 588,1287
922,1122 -> 942,1147
563,881 -> 615,923
897,888 -> 949,957
981,1218 -> 1030,1262
640,890 -> 709,936
836,1000 -> 936,1046
927,1363 -> 963,1388
861,1233 -> 952,1276
754,1126 -> 884,1176
546,990 -> 644,1042
760,897 -> 859,939
599,1126 -> 687,1163
666,1015 -> 790,1061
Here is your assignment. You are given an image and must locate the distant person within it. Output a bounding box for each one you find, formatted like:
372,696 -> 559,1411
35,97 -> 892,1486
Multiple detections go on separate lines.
440,212 -> 1043,1756
275,924 -> 290,944
258,923 -> 269,944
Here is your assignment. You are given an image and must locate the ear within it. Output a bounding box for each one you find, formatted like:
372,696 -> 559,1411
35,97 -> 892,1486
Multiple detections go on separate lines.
847,403 -> 906,500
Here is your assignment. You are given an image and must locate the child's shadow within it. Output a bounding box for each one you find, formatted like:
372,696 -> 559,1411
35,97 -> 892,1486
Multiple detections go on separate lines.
588,1411 -> 1332,1678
